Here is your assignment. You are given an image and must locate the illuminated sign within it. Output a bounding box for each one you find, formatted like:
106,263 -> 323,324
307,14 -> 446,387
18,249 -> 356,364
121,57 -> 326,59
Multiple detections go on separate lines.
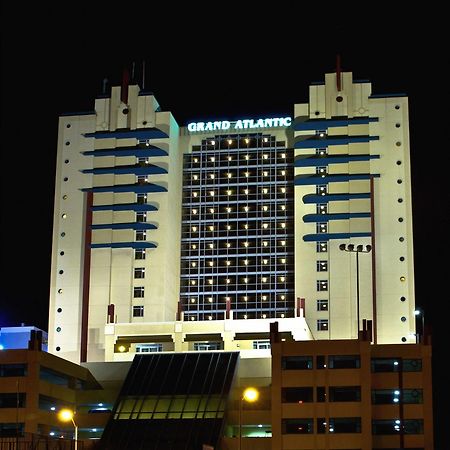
187,117 -> 292,132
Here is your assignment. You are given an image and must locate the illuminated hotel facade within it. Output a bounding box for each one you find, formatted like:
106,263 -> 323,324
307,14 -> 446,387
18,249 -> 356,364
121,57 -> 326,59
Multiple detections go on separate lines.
48,70 -> 416,364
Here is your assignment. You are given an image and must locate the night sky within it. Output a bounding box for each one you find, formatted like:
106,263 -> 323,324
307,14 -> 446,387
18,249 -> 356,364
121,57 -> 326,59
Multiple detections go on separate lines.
1,6 -> 448,447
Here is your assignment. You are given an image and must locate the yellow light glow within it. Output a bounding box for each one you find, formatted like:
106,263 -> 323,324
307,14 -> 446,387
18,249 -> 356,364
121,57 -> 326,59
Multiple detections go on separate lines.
118,345 -> 126,353
242,387 -> 259,402
227,190 -> 232,195
58,409 -> 74,423
193,175 -> 198,180
263,154 -> 268,159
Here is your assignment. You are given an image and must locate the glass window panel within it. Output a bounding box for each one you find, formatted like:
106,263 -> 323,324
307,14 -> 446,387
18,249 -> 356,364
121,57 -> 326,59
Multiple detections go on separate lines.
154,398 -> 170,412
185,397 -> 200,412
141,398 -> 157,412
171,397 -> 185,412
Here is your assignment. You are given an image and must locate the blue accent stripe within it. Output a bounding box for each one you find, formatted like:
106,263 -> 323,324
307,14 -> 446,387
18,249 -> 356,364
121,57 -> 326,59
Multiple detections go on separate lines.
91,223 -> 157,230
295,173 -> 379,185
303,232 -> 371,242
83,145 -> 168,158
294,117 -> 378,131
82,165 -> 167,175
303,212 -> 371,222
81,184 -> 167,193
295,135 -> 379,149
84,128 -> 168,140
295,154 -> 379,167
91,203 -> 158,212
369,93 -> 407,98
91,242 -> 157,249
303,193 -> 371,203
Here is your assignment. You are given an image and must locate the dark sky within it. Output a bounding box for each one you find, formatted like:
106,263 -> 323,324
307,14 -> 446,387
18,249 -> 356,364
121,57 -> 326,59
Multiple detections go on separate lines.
1,6 -> 448,446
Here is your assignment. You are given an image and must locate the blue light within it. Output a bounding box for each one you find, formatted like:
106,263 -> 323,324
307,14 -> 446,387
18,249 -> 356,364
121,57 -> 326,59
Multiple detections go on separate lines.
0,344 -> 4,350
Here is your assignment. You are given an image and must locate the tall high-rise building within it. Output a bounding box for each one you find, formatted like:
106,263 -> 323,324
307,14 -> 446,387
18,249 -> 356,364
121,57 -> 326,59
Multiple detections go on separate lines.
48,70 -> 415,364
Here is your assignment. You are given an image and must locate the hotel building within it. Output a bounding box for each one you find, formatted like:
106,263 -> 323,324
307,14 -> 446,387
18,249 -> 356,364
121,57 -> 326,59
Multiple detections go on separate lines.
48,69 -> 416,364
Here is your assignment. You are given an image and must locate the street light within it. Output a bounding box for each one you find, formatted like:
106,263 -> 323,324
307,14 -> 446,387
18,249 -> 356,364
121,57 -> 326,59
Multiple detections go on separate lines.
414,308 -> 425,343
239,387 -> 259,450
58,409 -> 78,450
339,243 -> 372,335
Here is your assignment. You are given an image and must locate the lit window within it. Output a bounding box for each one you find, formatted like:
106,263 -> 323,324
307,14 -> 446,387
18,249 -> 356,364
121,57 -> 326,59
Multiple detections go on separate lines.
209,261 -> 214,266
262,223 -> 268,229
209,191 -> 215,196
263,171 -> 268,176
263,154 -> 268,159
190,316 -> 195,321
190,298 -> 196,303
281,187 -> 286,193
281,258 -> 286,264
243,242 -> 249,247
244,278 -> 248,283
191,280 -> 196,285
136,230 -> 146,241
317,204 -> 327,214
134,268 -> 145,279
281,153 -> 286,158
208,243 -> 214,249
262,205 -> 268,212
263,259 -> 268,264
137,193 -> 147,204
245,155 -> 250,160
317,319 -> 328,331
210,140 -> 215,146
209,208 -> 214,213
133,306 -> 144,317
262,188 -> 268,194
280,295 -> 285,300
280,240 -> 286,246
317,299 -> 328,311
226,207 -> 231,213
317,185 -> 327,195
226,278 -> 231,284
227,173 -> 232,178
280,276 -> 285,282
192,209 -> 198,215
317,223 -> 327,233
210,157 -> 215,162
135,249 -> 146,260
280,223 -> 286,229
191,262 -> 196,267
137,175 -> 148,184
226,243 -> 231,248
243,259 -> 249,265
245,138 -> 250,144
193,192 -> 198,197
317,261 -> 328,272
281,205 -> 286,211
244,189 -> 249,195
227,190 -> 232,195
133,287 -> 144,298
263,137 -> 268,143
228,156 -> 232,161
244,224 -> 248,229
192,226 -> 197,232
244,206 -> 249,212
243,296 -> 248,301
263,241 -> 268,247
262,295 -> 267,300
226,260 -> 231,266
228,139 -> 233,145
136,212 -> 147,222
317,241 -> 327,253
245,172 -> 250,177
317,280 -> 328,291
192,244 -> 197,249
193,174 -> 198,180
226,225 -> 231,230
193,158 -> 198,163
208,297 -> 213,303
262,314 -> 267,318
281,170 -> 286,176
262,277 -> 267,282
210,173 -> 215,179
208,279 -> 213,285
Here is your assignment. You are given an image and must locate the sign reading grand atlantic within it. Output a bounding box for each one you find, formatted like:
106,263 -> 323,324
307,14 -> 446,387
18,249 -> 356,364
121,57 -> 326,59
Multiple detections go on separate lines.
187,117 -> 292,132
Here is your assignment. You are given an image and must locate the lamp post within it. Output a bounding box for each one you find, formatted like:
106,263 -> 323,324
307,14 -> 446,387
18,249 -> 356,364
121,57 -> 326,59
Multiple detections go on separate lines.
58,409 -> 78,450
339,243 -> 372,335
414,308 -> 425,343
239,387 -> 259,450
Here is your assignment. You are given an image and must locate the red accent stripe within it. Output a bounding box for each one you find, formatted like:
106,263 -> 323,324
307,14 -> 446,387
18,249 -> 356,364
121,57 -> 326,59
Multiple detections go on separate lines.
80,191 -> 93,362
370,176 -> 378,343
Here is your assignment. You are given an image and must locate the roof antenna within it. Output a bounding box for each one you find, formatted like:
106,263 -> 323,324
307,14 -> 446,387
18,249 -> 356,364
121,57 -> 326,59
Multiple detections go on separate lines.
121,67 -> 130,104
142,60 -> 146,90
336,54 -> 342,91
102,78 -> 108,95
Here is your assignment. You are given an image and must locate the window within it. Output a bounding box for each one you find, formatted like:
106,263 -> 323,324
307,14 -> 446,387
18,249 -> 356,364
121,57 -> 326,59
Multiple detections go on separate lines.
135,249 -> 146,260
137,175 -> 147,184
253,340 -> 271,350
316,241 -> 327,252
133,306 -> 144,317
137,193 -> 147,204
133,287 -> 144,298
316,222 -> 327,233
317,319 -> 328,331
317,261 -> 328,272
282,356 -> 313,370
282,418 -> 314,434
136,344 -> 162,353
317,299 -> 328,311
316,166 -> 327,176
329,386 -> 361,402
316,355 -> 326,369
316,184 -> 327,195
372,419 -> 423,435
136,212 -> 147,222
317,203 -> 327,214
134,268 -> 145,279
372,389 -> 423,404
136,230 -> 146,241
317,280 -> 328,291
0,364 -> 27,377
316,387 -> 326,402
193,342 -> 221,351
329,355 -> 360,369
371,358 -> 422,372
282,387 -> 313,403
318,417 -> 361,434
0,393 -> 26,408
138,157 -> 149,165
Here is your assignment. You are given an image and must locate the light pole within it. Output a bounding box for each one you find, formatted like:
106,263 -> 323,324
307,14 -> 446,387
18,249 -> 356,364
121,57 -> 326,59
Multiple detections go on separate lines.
58,409 -> 78,450
414,308 -> 425,343
239,387 -> 259,450
339,243 -> 372,335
